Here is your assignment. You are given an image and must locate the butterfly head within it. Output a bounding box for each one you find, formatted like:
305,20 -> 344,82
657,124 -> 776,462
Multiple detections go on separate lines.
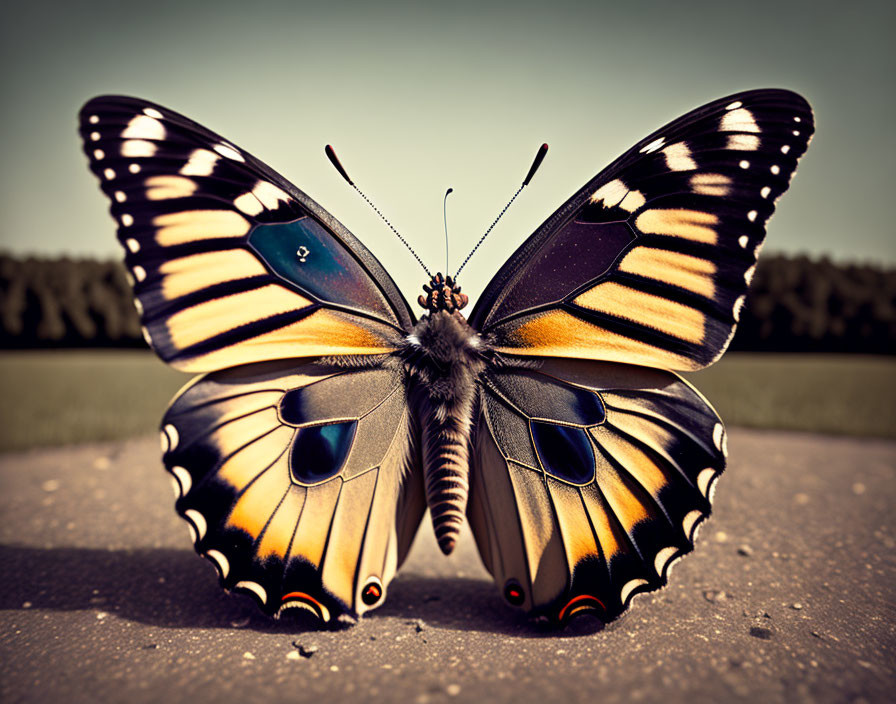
417,272 -> 468,314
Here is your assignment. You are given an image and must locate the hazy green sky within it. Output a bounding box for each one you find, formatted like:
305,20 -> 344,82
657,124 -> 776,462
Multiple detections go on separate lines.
2,0 -> 894,301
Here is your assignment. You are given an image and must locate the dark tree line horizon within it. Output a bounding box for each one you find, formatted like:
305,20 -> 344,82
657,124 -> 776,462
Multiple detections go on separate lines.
0,252 -> 893,355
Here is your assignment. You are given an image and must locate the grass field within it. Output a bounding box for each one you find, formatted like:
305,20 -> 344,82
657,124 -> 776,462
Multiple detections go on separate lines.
0,350 -> 893,452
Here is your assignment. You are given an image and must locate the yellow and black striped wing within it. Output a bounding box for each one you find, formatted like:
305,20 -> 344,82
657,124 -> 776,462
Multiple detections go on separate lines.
469,89 -> 814,371
161,359 -> 425,621
79,96 -> 414,373
468,358 -> 725,625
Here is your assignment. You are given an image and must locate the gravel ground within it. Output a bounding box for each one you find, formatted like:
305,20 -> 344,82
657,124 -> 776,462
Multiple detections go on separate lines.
1,429 -> 894,704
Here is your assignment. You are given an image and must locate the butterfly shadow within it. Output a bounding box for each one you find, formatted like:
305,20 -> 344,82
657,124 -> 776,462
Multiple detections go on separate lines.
0,544 -> 605,636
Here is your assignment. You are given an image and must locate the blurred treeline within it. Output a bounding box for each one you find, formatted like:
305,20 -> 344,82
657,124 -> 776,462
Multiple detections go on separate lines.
0,253 -> 893,353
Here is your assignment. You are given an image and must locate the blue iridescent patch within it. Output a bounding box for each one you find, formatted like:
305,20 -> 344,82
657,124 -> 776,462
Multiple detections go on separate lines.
248,217 -> 393,320
530,421 -> 596,484
289,421 -> 356,484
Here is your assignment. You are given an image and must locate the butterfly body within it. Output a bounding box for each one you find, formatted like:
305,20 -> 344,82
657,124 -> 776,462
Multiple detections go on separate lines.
79,89 -> 813,626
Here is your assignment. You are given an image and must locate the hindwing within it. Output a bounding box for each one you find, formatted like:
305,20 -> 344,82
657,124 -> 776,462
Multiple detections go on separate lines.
468,358 -> 725,624
160,358 -> 425,620
470,89 -> 814,371
79,96 -> 414,372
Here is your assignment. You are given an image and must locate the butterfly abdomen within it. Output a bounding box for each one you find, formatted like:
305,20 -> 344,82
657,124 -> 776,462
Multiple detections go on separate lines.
402,311 -> 487,554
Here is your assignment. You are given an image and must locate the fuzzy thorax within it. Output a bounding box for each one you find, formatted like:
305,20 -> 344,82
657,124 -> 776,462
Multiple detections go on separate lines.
401,311 -> 486,554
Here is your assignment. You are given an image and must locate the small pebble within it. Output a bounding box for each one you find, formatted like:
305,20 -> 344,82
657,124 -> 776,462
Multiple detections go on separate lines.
852,482 -> 866,495
749,626 -> 773,640
293,642 -> 319,658
42,479 -> 60,493
243,652 -> 255,660
714,531 -> 728,543
446,684 -> 461,697
737,545 -> 753,557
791,603 -> 803,610
703,589 -> 728,604
96,612 -> 108,620
141,644 -> 158,650
330,665 -> 339,672
22,602 -> 32,609
286,651 -> 301,661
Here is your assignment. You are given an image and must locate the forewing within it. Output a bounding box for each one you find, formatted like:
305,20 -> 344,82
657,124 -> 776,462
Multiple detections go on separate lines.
160,359 -> 425,621
470,89 -> 813,371
79,96 -> 414,373
468,358 -> 725,624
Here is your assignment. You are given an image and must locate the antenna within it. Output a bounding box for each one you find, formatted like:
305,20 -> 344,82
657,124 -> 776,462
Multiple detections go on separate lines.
325,145 -> 431,277
443,188 -> 453,275
453,143 -> 549,279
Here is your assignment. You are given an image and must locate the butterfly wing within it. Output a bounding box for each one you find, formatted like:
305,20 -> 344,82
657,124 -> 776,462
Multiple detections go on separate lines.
469,89 -> 814,371
161,358 -> 425,621
79,96 -> 414,373
468,358 -> 724,624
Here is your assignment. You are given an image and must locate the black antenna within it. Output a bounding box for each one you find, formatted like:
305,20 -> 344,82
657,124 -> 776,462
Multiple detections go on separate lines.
325,145 -> 431,277
454,143 -> 549,279
443,188 -> 453,275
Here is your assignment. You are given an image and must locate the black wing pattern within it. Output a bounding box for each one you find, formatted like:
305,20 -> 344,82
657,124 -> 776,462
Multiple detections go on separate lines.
161,359 -> 425,621
469,89 -> 814,371
79,96 -> 414,372
468,358 -> 725,623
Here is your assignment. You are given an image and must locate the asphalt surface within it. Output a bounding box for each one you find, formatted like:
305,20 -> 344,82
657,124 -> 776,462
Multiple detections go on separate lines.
1,429 -> 894,704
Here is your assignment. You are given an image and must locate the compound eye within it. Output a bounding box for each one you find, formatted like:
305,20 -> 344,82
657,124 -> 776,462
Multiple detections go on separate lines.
361,577 -> 384,606
504,580 -> 525,606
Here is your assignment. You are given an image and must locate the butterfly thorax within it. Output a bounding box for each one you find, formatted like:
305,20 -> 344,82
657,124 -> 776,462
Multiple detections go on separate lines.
401,303 -> 487,555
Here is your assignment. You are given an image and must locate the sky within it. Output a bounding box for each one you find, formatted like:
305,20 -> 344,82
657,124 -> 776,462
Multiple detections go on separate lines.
1,0 -> 894,303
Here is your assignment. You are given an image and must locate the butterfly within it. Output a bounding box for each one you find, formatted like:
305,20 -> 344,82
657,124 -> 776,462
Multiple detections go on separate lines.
79,89 -> 813,626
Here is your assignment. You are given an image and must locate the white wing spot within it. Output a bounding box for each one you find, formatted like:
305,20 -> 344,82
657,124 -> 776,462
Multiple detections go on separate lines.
712,422 -> 724,451
214,143 -> 244,162
770,165 -> 781,175
252,181 -> 290,210
725,100 -> 743,110
103,168 -> 116,180
88,115 -> 99,124
682,510 -> 703,539
760,186 -> 771,199
744,264 -> 756,284
93,149 -> 105,160
738,235 -> 749,248
720,108 -> 760,134
143,107 -> 163,119
163,423 -> 179,450
186,510 -> 208,541
640,137 -> 665,154
792,130 -> 800,137
90,132 -> 100,141
747,210 -> 758,222
125,238 -> 140,253
733,295 -> 746,322
235,581 -> 268,605
171,466 -> 192,496
662,142 -> 697,171
726,134 -> 759,151
132,265 -> 146,282
794,116 -> 801,122
621,579 -> 649,605
121,213 -> 134,227
141,326 -> 152,345
590,179 -> 628,208
129,163 -> 141,174
739,160 -> 750,169
133,298 -> 143,315
121,140 -> 157,157
205,549 -> 229,578
180,149 -> 219,176
781,145 -> 791,154
654,546 -> 679,577
114,190 -> 126,203
122,115 -> 165,140
234,192 -> 263,216
618,189 -> 646,212
697,468 -> 717,498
